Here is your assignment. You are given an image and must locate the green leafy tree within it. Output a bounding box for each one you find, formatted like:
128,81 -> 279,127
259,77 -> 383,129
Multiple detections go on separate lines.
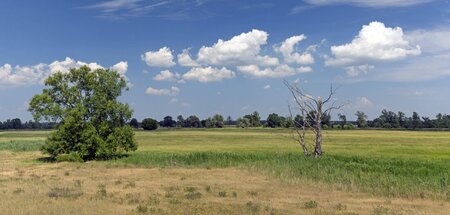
28,66 -> 136,160
142,118 -> 158,130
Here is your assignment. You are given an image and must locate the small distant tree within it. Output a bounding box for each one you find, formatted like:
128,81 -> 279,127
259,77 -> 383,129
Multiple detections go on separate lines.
142,118 -> 158,130
211,114 -> 224,128
186,115 -> 201,128
11,118 -> 22,129
176,115 -> 185,127
236,117 -> 251,128
243,111 -> 261,127
162,116 -> 176,128
398,111 -> 406,128
338,113 -> 347,127
411,112 -> 422,129
28,66 -> 136,160
355,111 -> 367,128
129,118 -> 139,129
283,116 -> 293,128
267,113 -> 282,128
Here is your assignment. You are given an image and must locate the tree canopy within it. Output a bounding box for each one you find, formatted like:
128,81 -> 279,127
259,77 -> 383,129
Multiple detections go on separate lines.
142,118 -> 158,130
28,66 -> 137,161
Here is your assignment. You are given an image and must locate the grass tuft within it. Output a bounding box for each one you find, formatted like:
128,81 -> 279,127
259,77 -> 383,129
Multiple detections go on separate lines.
303,200 -> 318,209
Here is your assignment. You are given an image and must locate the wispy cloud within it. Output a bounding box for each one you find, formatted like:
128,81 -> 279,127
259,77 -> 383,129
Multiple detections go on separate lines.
304,0 -> 434,8
291,0 -> 435,14
80,0 -> 216,20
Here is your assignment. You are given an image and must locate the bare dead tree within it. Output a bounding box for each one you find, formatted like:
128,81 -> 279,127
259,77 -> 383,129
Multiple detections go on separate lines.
284,80 -> 344,157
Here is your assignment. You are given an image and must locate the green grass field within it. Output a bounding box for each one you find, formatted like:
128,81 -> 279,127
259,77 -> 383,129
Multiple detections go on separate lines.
1,128 -> 449,201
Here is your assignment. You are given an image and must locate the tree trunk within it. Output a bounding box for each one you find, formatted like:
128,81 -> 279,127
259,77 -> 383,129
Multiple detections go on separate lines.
314,103 -> 323,156
300,110 -> 309,156
314,125 -> 322,156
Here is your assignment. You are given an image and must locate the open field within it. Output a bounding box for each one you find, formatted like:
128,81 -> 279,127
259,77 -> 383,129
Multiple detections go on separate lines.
0,128 -> 449,214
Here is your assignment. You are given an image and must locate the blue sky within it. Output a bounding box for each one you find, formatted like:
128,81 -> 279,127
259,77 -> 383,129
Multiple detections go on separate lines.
0,0 -> 449,121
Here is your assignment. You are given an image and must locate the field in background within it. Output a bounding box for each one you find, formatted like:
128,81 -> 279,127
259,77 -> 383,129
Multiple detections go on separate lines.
0,128 -> 449,214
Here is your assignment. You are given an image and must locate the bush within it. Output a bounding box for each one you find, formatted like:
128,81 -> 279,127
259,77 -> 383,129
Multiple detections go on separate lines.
142,118 -> 158,130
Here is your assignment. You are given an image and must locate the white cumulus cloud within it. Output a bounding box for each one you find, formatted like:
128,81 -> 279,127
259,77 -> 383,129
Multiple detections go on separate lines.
345,64 -> 374,77
177,49 -> 199,67
367,27 -> 450,82
153,70 -> 180,81
355,96 -> 374,108
141,47 -> 176,68
0,57 -> 128,87
111,61 -> 128,76
237,64 -> 312,78
197,29 -> 279,67
0,63 -> 48,86
326,21 -> 421,66
145,86 -> 180,96
182,66 -> 235,83
274,35 -> 314,64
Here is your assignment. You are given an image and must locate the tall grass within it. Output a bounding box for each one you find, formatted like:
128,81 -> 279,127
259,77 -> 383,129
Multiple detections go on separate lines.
115,151 -> 450,200
0,140 -> 44,152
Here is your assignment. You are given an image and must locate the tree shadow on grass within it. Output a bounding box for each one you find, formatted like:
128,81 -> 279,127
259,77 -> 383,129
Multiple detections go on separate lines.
35,154 -> 131,163
36,156 -> 56,163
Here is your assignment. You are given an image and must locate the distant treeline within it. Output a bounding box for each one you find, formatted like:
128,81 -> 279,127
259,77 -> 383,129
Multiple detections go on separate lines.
2,109 -> 450,130
0,118 -> 58,130
134,109 -> 450,130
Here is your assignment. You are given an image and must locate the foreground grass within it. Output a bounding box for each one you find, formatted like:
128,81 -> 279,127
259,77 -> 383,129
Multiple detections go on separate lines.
1,152 -> 448,215
127,129 -> 450,200
116,151 -> 450,200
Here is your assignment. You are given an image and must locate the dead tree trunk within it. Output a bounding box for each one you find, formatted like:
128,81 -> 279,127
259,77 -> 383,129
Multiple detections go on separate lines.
289,104 -> 309,156
314,103 -> 323,156
284,80 -> 343,157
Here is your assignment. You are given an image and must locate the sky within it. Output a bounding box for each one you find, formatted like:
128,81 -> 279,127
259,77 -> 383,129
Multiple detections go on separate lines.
0,0 -> 449,121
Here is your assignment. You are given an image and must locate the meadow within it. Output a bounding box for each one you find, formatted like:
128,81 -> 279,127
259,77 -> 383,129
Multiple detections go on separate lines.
0,128 -> 449,214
